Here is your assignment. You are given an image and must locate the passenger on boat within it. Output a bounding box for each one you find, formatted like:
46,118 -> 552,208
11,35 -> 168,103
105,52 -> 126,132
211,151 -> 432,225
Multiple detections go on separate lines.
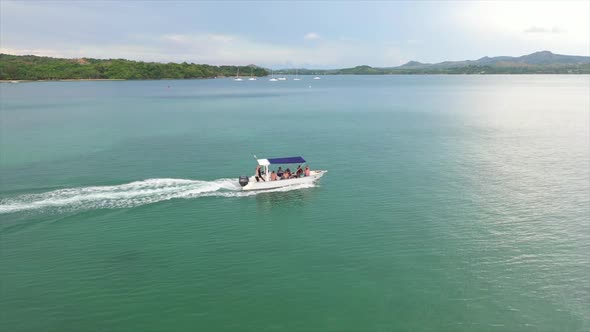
295,165 -> 303,178
284,168 -> 291,179
255,165 -> 265,182
270,171 -> 277,181
277,167 -> 284,179
304,165 -> 310,176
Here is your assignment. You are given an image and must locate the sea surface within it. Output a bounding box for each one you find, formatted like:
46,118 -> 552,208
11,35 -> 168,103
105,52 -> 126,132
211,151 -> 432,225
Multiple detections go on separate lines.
1,75 -> 589,332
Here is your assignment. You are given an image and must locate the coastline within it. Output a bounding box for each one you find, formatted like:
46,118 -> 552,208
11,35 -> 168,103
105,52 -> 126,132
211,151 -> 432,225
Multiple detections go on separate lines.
0,78 -> 226,83
0,78 -> 126,83
2,73 -> 589,84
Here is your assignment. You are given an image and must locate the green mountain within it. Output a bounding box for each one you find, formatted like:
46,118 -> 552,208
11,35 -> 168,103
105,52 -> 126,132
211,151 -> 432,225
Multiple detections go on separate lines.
279,51 -> 590,75
0,54 -> 268,80
479,51 -> 590,65
417,51 -> 590,69
398,61 -> 431,69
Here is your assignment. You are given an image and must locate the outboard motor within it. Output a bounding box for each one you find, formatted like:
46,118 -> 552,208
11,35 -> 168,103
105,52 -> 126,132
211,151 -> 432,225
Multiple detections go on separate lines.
239,176 -> 249,187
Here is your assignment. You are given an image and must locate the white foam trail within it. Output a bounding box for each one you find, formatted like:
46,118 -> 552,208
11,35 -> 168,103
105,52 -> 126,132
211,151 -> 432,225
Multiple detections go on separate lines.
0,178 -> 316,214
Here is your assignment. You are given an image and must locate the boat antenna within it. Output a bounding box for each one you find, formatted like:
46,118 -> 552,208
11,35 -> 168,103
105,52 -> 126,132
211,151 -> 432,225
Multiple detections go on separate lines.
253,154 -> 258,160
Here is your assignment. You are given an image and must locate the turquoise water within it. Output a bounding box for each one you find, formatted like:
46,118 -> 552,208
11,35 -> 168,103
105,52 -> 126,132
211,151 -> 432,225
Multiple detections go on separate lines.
1,76 -> 589,331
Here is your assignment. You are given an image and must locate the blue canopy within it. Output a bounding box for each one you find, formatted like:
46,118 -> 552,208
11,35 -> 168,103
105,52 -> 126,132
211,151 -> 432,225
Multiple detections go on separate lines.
267,156 -> 306,164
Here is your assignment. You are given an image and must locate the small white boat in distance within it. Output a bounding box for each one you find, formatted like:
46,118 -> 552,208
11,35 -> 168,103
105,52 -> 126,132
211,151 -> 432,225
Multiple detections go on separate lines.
313,76 -> 321,80
269,69 -> 278,81
234,68 -> 243,81
239,156 -> 327,191
248,68 -> 257,80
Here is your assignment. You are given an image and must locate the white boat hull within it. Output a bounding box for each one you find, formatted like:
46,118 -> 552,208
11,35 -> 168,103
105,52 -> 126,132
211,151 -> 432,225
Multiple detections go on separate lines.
241,170 -> 327,191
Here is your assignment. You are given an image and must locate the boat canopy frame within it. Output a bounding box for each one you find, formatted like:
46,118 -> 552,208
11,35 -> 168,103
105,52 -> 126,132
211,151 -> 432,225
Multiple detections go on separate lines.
257,156 -> 306,166
256,156 -> 306,181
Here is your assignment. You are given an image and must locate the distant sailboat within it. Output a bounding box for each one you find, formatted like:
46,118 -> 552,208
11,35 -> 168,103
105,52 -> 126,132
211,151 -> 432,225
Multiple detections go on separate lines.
278,71 -> 287,81
234,68 -> 243,81
248,68 -> 257,81
313,73 -> 321,80
269,69 -> 278,81
293,69 -> 301,81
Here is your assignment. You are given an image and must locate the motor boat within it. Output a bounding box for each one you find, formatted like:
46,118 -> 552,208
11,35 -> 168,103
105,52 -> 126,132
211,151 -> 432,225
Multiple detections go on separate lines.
239,156 -> 327,191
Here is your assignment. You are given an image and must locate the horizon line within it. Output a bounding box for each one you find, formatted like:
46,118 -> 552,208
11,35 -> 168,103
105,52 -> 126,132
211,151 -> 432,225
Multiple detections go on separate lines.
2,50 -> 589,70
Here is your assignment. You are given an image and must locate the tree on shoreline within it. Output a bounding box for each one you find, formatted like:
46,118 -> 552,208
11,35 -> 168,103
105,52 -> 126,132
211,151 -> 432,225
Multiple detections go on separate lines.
0,54 -> 268,80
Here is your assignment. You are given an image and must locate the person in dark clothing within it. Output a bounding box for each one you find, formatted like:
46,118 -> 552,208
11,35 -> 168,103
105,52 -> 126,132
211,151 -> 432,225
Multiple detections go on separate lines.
277,167 -> 284,179
295,165 -> 304,178
255,165 -> 265,182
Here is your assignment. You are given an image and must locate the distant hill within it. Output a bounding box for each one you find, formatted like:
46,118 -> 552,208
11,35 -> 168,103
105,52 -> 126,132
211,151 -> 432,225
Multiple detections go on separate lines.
397,61 -> 431,69
279,51 -> 590,75
419,51 -> 590,69
0,54 -> 268,80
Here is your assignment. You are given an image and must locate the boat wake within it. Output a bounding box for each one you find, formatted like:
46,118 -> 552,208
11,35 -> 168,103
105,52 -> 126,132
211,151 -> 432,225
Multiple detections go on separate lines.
0,178 -> 316,214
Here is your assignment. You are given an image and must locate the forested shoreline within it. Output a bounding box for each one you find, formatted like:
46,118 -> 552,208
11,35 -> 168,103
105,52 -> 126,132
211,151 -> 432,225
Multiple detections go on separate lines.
0,54 -> 267,80
2,52 -> 589,81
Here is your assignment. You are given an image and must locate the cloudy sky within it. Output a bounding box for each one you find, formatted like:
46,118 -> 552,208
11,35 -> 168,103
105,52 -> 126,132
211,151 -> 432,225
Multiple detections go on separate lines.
1,1 -> 588,68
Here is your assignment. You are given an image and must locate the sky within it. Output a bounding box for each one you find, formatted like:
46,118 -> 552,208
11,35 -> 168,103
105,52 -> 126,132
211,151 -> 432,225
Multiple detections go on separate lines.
1,0 -> 589,68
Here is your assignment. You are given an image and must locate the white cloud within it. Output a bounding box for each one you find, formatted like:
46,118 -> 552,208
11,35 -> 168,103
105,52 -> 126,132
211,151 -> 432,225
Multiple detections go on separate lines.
303,32 -> 321,40
551,26 -> 567,34
452,1 -> 589,55
523,26 -> 549,33
0,47 -> 69,58
161,34 -> 190,43
524,26 -> 567,34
